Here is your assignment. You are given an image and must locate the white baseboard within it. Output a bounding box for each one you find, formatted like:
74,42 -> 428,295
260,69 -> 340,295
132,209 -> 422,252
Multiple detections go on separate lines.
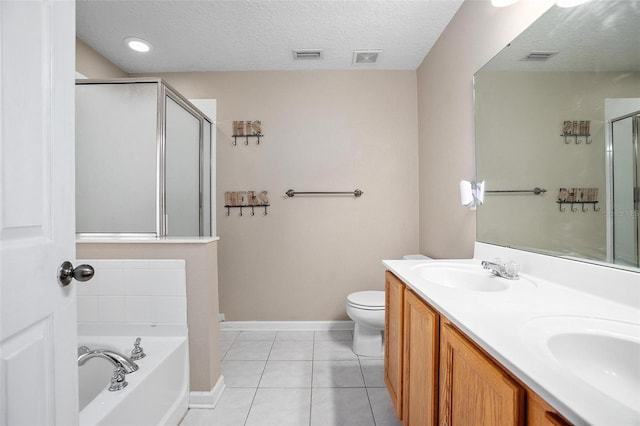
219,320 -> 354,331
189,376 -> 225,409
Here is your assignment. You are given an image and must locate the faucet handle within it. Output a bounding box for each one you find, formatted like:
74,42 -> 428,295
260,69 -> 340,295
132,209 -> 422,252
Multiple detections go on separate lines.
78,345 -> 91,357
130,337 -> 146,360
109,366 -> 128,391
505,261 -> 520,278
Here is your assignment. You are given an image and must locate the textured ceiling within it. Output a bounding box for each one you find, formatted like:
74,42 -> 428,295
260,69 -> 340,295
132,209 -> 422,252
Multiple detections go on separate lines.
76,0 -> 464,73
482,1 -> 640,73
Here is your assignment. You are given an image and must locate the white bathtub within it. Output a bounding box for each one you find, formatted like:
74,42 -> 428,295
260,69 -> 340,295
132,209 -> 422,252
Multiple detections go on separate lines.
78,335 -> 189,426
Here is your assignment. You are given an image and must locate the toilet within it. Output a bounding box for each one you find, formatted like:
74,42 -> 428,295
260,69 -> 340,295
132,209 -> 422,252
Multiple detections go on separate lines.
346,254 -> 430,357
346,291 -> 386,356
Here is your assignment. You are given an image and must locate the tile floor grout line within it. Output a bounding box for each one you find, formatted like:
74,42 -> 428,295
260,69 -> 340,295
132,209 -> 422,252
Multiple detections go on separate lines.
244,331 -> 275,426
309,331 -> 316,426
242,387 -> 259,426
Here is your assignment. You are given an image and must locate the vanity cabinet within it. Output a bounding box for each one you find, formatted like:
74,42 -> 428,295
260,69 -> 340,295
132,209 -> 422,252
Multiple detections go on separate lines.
384,271 -> 404,419
403,289 -> 439,425
384,272 -> 571,426
527,392 -> 572,426
439,321 -> 524,426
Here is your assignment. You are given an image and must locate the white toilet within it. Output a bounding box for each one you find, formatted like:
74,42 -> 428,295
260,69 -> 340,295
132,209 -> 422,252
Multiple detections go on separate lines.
346,254 -> 430,357
346,291 -> 386,356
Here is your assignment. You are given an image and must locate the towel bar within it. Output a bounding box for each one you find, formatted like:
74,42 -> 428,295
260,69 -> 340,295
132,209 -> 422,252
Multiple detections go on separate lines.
285,189 -> 363,198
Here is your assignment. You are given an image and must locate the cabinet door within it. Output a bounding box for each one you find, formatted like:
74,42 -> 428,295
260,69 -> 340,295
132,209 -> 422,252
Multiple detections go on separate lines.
403,289 -> 439,426
385,271 -> 405,419
439,322 -> 525,426
527,391 -> 572,426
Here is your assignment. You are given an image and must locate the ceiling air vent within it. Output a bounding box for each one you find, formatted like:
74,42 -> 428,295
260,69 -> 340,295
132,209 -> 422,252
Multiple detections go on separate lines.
293,49 -> 323,60
521,51 -> 558,61
353,49 -> 382,65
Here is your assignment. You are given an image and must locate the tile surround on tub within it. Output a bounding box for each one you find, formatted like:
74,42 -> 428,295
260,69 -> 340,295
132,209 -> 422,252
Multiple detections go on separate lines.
77,259 -> 187,326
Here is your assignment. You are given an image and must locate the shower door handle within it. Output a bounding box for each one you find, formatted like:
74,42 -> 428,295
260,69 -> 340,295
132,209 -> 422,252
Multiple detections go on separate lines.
58,261 -> 95,287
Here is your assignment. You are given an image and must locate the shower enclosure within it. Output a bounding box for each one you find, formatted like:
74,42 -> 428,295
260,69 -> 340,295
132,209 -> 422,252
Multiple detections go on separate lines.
608,110 -> 640,267
76,78 -> 213,237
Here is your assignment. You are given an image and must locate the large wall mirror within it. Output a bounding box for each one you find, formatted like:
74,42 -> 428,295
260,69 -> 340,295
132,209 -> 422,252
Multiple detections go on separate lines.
475,1 -> 640,270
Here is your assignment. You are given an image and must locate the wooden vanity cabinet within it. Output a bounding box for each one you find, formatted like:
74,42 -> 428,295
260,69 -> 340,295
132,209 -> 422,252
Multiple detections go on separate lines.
527,392 -> 572,426
385,271 -> 405,419
439,321 -> 525,426
403,289 -> 439,425
384,271 -> 572,426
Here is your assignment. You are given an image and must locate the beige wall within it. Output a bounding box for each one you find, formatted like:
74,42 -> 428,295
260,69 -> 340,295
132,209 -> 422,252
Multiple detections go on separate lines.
132,71 -> 420,320
416,0 -> 554,259
76,0 -> 560,317
77,242 -> 220,393
76,37 -> 128,78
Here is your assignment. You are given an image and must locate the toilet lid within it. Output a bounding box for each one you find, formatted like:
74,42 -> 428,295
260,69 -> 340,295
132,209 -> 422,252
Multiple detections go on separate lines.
347,291 -> 385,309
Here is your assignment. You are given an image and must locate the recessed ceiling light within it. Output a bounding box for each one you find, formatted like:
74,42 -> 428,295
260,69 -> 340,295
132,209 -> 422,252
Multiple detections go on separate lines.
124,37 -> 152,53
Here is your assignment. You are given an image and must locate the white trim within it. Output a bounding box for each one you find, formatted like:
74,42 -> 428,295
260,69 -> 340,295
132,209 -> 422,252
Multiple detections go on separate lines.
189,376 -> 225,409
219,320 -> 355,332
76,236 -> 219,244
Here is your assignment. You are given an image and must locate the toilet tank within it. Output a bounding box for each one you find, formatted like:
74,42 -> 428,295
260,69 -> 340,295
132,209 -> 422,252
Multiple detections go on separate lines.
403,254 -> 431,260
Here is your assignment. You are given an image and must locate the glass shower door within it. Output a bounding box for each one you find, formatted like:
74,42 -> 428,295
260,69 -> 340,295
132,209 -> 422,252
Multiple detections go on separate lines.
76,82 -> 158,234
611,113 -> 639,267
165,95 -> 201,236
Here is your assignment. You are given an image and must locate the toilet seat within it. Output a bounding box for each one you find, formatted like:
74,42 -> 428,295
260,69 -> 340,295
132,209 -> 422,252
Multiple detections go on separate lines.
347,291 -> 385,310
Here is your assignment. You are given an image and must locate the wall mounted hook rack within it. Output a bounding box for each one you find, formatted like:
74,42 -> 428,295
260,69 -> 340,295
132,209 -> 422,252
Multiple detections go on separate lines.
561,134 -> 592,144
557,201 -> 599,212
232,134 -> 263,146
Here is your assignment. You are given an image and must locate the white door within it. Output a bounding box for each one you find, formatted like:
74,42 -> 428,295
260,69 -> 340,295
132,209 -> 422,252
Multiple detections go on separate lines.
0,1 -> 80,425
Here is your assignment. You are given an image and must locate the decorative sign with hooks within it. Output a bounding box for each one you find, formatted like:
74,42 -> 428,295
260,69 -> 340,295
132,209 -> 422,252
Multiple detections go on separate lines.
224,190 -> 269,216
561,120 -> 591,144
556,187 -> 600,212
232,120 -> 263,145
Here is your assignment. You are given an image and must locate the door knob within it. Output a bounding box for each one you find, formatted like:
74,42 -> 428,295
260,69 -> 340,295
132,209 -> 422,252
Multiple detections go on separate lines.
58,261 -> 95,287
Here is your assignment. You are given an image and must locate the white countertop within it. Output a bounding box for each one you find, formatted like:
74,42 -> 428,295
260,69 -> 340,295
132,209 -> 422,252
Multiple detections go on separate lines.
383,257 -> 640,425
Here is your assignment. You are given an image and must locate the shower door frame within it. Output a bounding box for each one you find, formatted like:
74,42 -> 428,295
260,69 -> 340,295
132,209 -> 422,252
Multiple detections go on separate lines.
606,110 -> 640,267
75,78 -> 213,238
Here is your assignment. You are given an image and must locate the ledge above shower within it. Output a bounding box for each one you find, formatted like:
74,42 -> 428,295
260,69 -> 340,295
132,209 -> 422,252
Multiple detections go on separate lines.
76,235 -> 220,244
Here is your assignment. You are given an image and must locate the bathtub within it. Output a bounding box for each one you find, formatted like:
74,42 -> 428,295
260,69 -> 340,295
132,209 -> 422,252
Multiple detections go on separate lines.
78,335 -> 189,426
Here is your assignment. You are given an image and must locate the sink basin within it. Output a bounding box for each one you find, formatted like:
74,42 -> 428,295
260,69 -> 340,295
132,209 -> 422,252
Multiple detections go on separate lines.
412,263 -> 535,292
523,316 -> 640,412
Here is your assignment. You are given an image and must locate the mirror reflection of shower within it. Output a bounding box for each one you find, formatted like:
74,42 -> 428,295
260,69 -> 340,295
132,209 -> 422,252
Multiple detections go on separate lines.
608,107 -> 640,267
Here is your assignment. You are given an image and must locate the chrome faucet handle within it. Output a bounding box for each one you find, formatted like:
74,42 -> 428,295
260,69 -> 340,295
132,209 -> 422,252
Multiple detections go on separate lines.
130,337 -> 146,360
109,366 -> 128,391
78,345 -> 91,357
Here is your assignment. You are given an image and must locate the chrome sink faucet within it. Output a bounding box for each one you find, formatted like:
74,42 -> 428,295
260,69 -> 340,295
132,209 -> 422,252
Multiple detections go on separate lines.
481,260 -> 520,280
77,346 -> 139,374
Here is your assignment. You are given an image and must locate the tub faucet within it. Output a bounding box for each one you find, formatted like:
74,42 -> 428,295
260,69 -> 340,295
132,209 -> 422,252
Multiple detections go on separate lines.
77,346 -> 139,374
481,260 -> 519,280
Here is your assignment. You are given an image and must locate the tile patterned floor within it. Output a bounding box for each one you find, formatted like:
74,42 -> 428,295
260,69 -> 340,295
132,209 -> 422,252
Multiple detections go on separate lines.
180,330 -> 402,426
